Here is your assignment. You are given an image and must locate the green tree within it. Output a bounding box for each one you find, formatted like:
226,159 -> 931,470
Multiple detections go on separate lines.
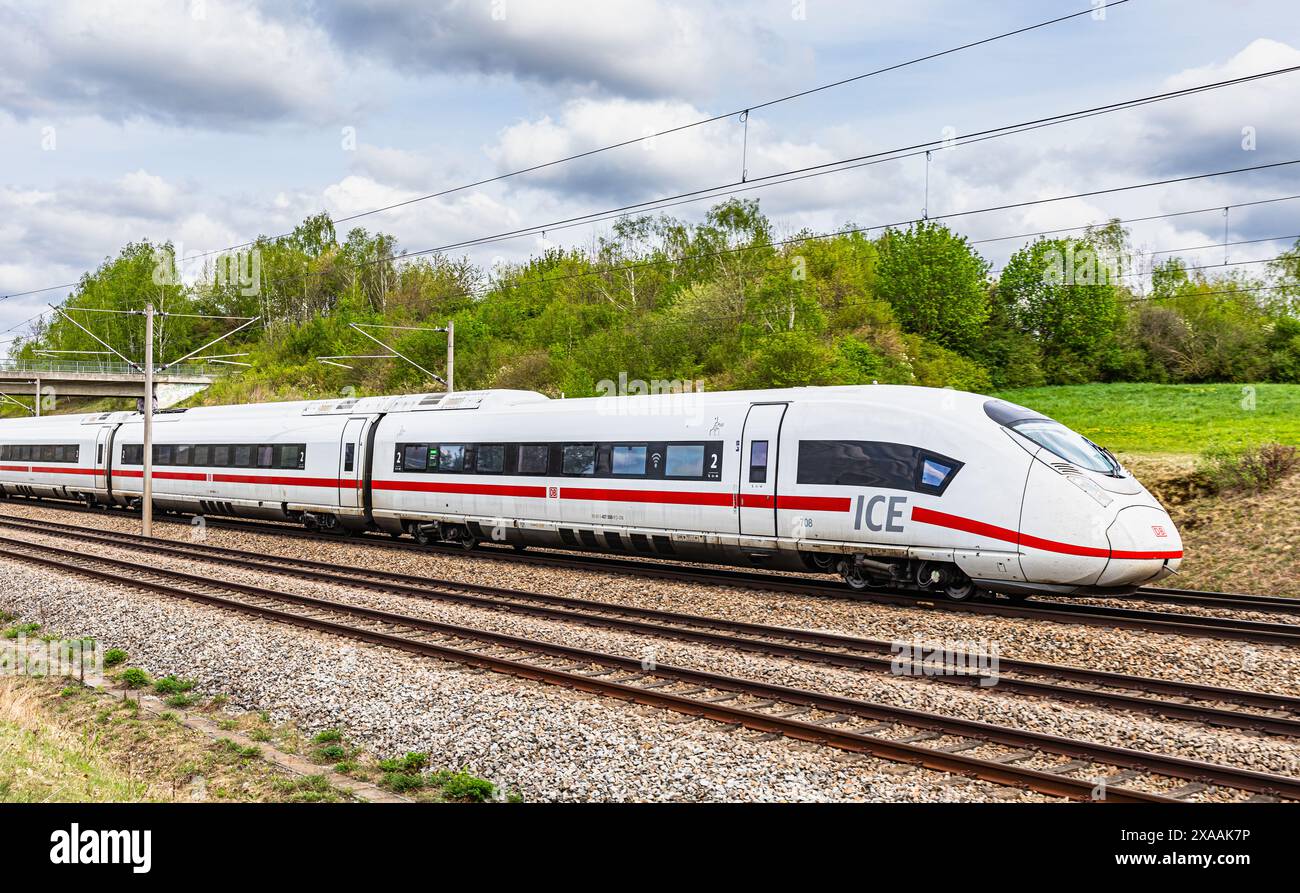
997,234 -> 1125,379
873,221 -> 990,351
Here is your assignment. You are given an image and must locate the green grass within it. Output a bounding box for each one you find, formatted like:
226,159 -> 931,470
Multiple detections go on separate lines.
994,383 -> 1300,455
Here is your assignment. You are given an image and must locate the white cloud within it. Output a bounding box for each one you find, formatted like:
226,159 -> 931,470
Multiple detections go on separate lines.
0,0 -> 346,126
313,0 -> 781,99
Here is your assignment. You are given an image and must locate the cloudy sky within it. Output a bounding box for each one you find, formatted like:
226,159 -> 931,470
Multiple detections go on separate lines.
2,0 -> 1299,339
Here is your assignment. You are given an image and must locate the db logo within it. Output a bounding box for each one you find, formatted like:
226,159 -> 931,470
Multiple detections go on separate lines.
548,486 -> 558,499
1151,525 -> 1167,538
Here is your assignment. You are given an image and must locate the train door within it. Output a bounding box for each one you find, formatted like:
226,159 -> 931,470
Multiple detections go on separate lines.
93,426 -> 113,491
738,403 -> 787,537
338,418 -> 367,509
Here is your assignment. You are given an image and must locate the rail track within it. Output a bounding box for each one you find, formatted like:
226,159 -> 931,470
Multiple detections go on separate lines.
2,512 -> 1299,739
4,497 -> 1297,646
3,531 -> 1299,803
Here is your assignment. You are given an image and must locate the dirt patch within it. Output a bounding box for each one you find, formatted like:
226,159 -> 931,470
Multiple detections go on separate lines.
1123,454 -> 1300,597
0,674 -> 353,802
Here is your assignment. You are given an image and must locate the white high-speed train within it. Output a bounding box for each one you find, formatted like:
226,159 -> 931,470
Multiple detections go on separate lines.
0,385 -> 1182,599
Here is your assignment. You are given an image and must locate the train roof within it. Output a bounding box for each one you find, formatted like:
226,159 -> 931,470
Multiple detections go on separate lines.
0,384 -> 1000,427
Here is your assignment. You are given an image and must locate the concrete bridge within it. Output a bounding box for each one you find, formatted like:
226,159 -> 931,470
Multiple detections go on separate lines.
0,359 -> 220,414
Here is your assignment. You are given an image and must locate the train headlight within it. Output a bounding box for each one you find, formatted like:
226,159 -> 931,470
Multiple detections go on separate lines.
1067,474 -> 1113,507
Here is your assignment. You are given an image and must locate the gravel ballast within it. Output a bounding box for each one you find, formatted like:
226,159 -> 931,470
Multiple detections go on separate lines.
0,556 -> 1056,803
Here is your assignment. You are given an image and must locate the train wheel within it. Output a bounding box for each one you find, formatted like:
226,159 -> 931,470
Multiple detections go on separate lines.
943,580 -> 976,601
412,526 -> 432,546
836,559 -> 874,591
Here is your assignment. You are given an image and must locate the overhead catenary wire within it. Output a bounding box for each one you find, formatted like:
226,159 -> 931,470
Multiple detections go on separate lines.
0,0 -> 1135,302
394,64 -> 1300,261
4,55 -> 1296,310
19,66 -> 1288,315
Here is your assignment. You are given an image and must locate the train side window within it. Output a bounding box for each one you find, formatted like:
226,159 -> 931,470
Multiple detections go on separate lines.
213,445 -> 230,467
155,445 -> 174,465
277,445 -> 300,469
612,445 -> 646,475
344,444 -> 355,473
562,444 -> 596,475
477,444 -> 504,474
666,444 -> 705,478
176,445 -> 192,466
517,444 -> 549,475
257,446 -> 274,468
402,444 -> 428,472
595,444 -> 612,476
748,441 -> 768,483
234,445 -> 253,467
439,444 -> 466,472
40,445 -> 55,462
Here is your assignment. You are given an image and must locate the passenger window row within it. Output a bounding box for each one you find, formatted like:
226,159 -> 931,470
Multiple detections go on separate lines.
796,440 -> 963,495
0,444 -> 80,463
120,443 -> 307,470
394,441 -> 725,481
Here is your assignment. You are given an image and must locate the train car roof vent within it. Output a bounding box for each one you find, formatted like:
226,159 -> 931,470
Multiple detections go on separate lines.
418,394 -> 445,407
302,398 -> 360,416
1051,462 -> 1082,475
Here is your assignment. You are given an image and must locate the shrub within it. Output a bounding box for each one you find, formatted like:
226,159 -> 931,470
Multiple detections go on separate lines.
1197,443 -> 1299,495
2,622 -> 40,639
315,744 -> 346,761
165,693 -> 198,709
432,770 -> 497,803
377,752 -> 428,774
154,675 -> 195,695
382,772 -> 425,793
312,728 -> 342,744
905,335 -> 993,392
119,667 -> 150,689
103,648 -> 128,667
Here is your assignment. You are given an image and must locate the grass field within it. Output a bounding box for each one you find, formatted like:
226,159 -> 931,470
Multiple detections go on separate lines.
994,383 -> 1300,455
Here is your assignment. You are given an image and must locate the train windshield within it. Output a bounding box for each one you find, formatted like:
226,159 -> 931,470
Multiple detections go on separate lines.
1010,419 -> 1119,474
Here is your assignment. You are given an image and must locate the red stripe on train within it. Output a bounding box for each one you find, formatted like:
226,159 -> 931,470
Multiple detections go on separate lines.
911,506 -> 1182,561
374,479 -> 546,498
564,486 -> 734,506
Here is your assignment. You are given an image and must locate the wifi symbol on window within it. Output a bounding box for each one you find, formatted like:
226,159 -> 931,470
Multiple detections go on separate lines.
650,452 -> 662,469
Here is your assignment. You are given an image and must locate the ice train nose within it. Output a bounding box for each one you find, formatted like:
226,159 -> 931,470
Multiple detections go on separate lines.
1097,505 -> 1183,587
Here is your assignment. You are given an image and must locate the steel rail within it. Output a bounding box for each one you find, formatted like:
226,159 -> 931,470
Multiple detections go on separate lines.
3,534 -> 1299,801
4,499 -> 1297,643
1,514 -> 1297,736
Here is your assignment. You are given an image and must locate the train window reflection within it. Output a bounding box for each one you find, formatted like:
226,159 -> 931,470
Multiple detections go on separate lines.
1011,420 -> 1116,474
562,444 -> 596,475
518,444 -> 549,474
612,445 -> 647,475
403,444 -> 428,471
748,441 -> 768,483
921,458 -> 952,488
477,444 -> 505,473
439,444 -> 466,471
667,444 -> 705,478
